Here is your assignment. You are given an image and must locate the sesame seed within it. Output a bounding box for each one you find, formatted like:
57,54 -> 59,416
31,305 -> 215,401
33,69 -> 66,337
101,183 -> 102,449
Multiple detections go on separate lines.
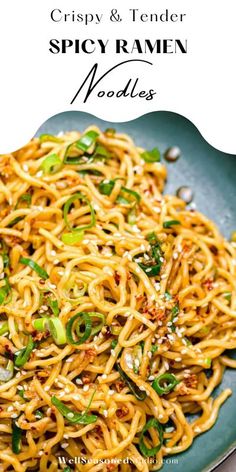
175,357 -> 182,362
73,394 -> 81,400
103,410 -> 108,417
61,443 -> 69,449
44,386 -> 50,391
11,413 -> 18,418
108,390 -> 115,396
83,385 -> 89,392
22,163 -> 29,172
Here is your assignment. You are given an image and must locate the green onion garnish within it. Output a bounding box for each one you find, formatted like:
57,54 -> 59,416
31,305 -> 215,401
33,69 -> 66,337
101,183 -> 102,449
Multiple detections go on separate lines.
0,277 -> 11,305
133,239 -> 163,277
150,345 -> 158,354
33,317 -> 66,345
19,257 -> 49,280
0,320 -> 9,335
76,130 -> 99,152
164,291 -> 172,301
32,318 -> 48,331
48,317 -> 66,345
139,417 -> 163,457
115,363 -> 147,401
163,220 -> 181,229
141,148 -> 161,163
48,298 -> 59,316
63,131 -> 99,164
224,292 -> 232,302
99,179 -> 141,205
15,193 -> 32,209
0,360 -> 14,382
152,373 -> 179,395
111,339 -> 118,350
66,312 -> 104,345
40,154 -> 62,174
170,304 -> 180,332
63,192 -> 95,235
39,134 -> 63,143
12,418 -> 22,454
204,357 -> 212,368
35,410 -> 44,419
14,336 -> 35,367
8,217 -> 24,228
62,231 -> 84,246
51,395 -> 97,425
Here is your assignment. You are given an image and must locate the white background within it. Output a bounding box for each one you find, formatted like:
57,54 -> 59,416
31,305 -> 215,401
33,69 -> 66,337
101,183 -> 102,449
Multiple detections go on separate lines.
0,0 -> 236,154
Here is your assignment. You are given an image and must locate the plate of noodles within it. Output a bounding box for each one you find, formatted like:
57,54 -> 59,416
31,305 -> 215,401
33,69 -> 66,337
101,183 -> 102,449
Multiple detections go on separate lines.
0,110 -> 235,472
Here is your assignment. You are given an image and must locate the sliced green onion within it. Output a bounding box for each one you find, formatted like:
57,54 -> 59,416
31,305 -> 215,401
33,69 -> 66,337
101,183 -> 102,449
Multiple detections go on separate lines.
48,298 -> 59,316
0,320 -> 9,335
170,304 -> 180,332
35,410 -> 44,419
204,357 -> 212,368
2,253 -> 9,268
139,417 -> 163,457
66,312 -> 92,345
62,277 -> 87,305
18,389 -> 26,400
127,207 -> 137,225
116,187 -> 141,205
63,468 -> 71,472
40,154 -> 62,174
163,220 -> 181,229
76,130 -> 99,152
39,134 -> 63,143
224,292 -> 232,302
133,345 -> 142,374
99,179 -> 115,196
111,339 -> 118,350
63,131 -> 99,164
8,216 -> 24,228
164,291 -> 172,301
63,192 -> 95,233
146,232 -> 159,244
12,418 -> 22,454
15,193 -> 32,209
110,325 -> 122,335
134,241 -> 163,277
51,396 -> 97,424
33,318 -> 48,331
92,144 -> 111,160
152,373 -> 179,395
150,345 -> 158,354
99,179 -> 140,206
19,257 -> 49,280
48,318 -> 66,345
115,363 -> 147,401
14,336 -> 35,367
66,312 -> 104,345
0,360 -> 14,382
62,231 -> 84,245
141,148 -> 161,163
0,277 -> 11,305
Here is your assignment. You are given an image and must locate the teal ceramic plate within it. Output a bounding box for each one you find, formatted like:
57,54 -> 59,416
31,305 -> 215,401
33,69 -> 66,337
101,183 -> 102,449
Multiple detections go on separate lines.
37,111 -> 236,472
